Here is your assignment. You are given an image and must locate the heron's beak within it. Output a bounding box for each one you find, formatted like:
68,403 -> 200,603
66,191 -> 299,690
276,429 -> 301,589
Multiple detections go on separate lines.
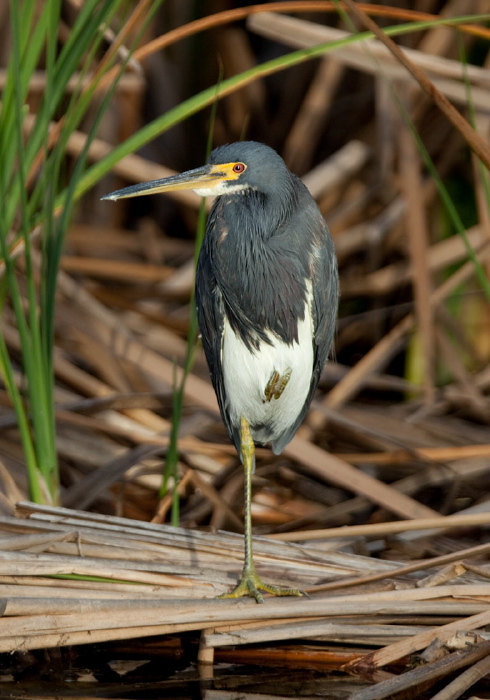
101,163 -> 240,201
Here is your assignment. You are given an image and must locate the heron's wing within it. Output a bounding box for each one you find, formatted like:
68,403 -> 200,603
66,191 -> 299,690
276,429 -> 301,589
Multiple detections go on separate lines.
196,243 -> 240,452
310,219 -> 339,392
272,217 -> 338,454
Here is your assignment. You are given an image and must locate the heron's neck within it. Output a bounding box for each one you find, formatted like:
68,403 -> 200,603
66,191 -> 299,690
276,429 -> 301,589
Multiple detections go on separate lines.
225,183 -> 297,241
209,185 -> 309,348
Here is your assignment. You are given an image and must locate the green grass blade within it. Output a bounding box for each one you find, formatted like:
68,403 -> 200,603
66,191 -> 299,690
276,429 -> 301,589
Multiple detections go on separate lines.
1,0 -> 56,232
0,0 -> 162,504
7,0 -> 59,502
0,331 -> 44,502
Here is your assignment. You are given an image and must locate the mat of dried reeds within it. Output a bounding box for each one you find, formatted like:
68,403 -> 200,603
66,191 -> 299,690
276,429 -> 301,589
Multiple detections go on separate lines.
2,500 -> 490,697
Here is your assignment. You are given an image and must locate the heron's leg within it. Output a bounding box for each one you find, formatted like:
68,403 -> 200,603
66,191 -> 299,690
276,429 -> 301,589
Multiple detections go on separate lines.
217,416 -> 303,603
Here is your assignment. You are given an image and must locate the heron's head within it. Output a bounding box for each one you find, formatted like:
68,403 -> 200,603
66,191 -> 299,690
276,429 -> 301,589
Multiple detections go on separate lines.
101,141 -> 294,203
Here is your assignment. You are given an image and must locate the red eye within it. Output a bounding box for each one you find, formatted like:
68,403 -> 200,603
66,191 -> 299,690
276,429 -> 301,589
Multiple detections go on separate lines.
233,163 -> 245,173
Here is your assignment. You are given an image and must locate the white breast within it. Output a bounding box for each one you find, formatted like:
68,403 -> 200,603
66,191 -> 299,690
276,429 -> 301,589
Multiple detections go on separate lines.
221,299 -> 314,445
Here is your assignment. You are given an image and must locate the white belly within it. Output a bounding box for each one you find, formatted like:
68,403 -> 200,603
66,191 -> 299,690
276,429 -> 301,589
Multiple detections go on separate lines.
221,309 -> 314,444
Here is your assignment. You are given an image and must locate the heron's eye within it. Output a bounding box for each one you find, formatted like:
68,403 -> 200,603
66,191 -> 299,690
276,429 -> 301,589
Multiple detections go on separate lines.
233,163 -> 246,174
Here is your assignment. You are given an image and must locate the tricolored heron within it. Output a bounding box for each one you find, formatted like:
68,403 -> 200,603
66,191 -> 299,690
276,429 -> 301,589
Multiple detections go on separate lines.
103,142 -> 339,603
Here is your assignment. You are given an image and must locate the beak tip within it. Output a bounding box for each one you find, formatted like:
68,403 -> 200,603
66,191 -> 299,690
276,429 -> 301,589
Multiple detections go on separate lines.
101,194 -> 117,202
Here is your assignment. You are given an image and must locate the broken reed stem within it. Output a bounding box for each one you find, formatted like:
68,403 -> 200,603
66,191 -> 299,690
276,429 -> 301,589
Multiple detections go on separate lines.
270,511 -> 490,541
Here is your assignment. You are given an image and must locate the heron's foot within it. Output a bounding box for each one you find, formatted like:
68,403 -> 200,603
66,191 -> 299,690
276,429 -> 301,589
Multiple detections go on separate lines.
264,367 -> 292,402
217,567 -> 303,604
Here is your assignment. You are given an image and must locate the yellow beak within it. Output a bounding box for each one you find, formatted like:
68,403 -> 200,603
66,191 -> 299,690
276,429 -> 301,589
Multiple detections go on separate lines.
102,162 -> 242,201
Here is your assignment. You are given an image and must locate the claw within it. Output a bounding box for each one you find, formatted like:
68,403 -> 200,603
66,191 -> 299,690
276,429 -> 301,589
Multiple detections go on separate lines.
274,367 -> 292,399
264,370 -> 280,402
218,566 -> 303,603
263,367 -> 292,402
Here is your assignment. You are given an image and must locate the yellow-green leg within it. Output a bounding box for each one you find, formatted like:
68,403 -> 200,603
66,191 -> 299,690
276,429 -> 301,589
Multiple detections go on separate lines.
218,416 -> 303,604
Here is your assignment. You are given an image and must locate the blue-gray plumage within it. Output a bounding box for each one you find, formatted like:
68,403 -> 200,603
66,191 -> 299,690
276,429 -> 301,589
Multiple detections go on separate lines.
196,143 -> 338,457
102,141 -> 339,602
